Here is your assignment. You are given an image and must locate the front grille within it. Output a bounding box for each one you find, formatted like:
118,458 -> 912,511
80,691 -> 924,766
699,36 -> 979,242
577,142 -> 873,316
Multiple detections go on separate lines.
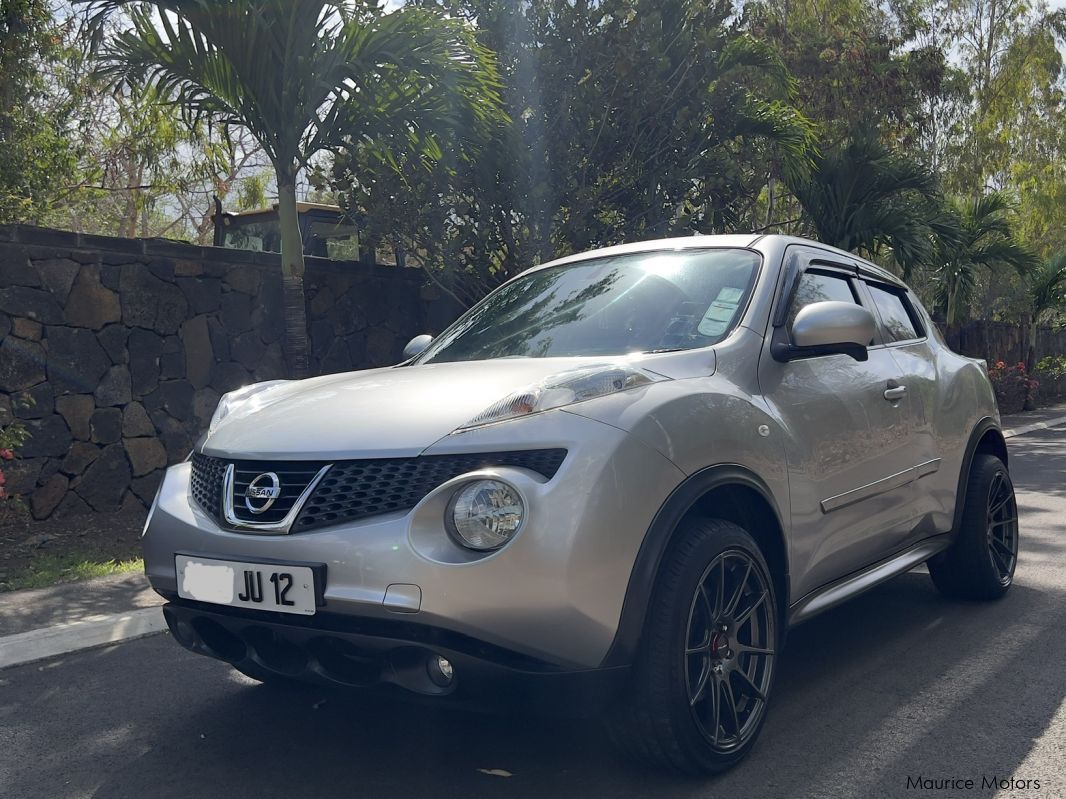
190,453 -> 226,519
189,449 -> 567,532
293,449 -> 568,531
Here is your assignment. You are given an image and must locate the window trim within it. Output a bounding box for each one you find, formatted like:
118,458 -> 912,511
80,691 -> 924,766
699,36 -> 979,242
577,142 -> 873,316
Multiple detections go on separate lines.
769,249 -> 884,361
861,280 -> 926,347
783,267 -> 862,342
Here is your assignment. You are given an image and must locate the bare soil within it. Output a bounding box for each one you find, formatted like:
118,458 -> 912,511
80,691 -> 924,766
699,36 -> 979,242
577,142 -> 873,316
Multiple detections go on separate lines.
0,506 -> 146,590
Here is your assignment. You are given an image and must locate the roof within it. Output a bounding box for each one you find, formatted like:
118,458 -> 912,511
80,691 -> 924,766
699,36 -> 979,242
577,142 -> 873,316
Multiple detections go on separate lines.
526,233 -> 906,288
530,234 -> 760,273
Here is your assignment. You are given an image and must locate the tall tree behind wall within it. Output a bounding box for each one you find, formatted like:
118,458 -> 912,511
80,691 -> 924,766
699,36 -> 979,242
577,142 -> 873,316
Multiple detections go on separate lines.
340,0 -> 814,306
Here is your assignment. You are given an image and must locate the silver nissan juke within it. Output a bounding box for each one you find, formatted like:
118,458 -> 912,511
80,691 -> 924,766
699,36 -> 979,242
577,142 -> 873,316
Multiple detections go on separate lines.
143,234 -> 1018,774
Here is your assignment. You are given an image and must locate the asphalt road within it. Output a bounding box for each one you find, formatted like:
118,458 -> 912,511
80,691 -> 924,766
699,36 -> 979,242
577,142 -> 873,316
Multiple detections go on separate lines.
2,427 -> 1065,799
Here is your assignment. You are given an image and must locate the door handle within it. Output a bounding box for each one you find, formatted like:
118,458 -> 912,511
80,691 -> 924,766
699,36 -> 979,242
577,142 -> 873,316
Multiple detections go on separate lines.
884,385 -> 907,401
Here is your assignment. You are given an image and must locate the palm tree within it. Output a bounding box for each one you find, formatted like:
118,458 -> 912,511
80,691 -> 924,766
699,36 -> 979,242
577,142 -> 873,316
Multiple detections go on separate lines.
1025,252 -> 1066,376
931,193 -> 1037,326
788,129 -> 944,277
83,0 -> 502,377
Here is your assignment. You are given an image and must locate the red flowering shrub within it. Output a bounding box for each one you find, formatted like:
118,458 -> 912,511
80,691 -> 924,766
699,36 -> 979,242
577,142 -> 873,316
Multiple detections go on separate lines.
0,421 -> 28,505
987,361 -> 1038,414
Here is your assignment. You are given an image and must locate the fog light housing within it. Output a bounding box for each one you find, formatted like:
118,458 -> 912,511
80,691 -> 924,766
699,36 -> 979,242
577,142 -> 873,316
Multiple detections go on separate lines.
427,654 -> 454,687
446,479 -> 524,551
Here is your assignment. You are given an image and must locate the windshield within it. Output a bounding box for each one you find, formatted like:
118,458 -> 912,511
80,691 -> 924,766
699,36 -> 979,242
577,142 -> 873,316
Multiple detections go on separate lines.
418,248 -> 761,363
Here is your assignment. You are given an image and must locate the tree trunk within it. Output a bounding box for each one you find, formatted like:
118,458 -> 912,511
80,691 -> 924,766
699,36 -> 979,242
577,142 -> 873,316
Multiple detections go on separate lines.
765,176 -> 775,229
277,173 -> 310,379
1026,318 -> 1037,376
945,283 -> 958,327
1023,316 -> 1038,411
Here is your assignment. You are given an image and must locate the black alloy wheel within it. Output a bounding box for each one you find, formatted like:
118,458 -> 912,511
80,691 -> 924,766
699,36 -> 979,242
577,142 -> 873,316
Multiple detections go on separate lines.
685,550 -> 776,751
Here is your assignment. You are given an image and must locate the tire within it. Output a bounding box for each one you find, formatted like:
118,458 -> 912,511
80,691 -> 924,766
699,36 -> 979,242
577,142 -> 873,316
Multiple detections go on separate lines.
928,453 -> 1019,600
608,518 -> 780,775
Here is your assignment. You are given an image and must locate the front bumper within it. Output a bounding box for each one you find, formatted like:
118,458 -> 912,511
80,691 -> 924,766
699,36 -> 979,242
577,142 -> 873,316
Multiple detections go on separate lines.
144,410 -> 686,669
162,599 -> 629,715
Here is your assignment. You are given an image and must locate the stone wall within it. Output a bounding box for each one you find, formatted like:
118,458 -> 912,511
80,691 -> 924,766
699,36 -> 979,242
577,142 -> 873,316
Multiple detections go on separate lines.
0,224 -> 463,520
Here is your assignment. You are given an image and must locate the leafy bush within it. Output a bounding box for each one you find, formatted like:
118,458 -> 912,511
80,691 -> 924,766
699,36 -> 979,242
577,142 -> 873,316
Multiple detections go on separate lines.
988,361 -> 1038,414
1034,356 -> 1066,402
1036,356 -> 1066,379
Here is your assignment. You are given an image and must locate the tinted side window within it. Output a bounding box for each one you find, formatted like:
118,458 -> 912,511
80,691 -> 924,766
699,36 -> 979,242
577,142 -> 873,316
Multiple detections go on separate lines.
867,284 -> 920,342
787,271 -> 857,331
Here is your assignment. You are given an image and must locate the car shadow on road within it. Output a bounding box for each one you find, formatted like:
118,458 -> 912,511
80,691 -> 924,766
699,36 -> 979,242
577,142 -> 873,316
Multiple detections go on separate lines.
56,571 -> 1063,799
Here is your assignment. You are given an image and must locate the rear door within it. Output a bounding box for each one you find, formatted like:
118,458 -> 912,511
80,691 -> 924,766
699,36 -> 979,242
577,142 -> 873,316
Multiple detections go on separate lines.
758,247 -> 923,598
860,279 -> 947,532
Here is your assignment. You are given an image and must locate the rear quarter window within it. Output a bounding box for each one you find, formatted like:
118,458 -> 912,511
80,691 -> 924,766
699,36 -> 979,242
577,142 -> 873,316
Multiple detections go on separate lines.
867,284 -> 923,343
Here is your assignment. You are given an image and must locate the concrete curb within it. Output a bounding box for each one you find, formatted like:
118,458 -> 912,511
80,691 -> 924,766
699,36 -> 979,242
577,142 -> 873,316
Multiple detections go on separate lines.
0,607 -> 166,671
1002,415 -> 1066,439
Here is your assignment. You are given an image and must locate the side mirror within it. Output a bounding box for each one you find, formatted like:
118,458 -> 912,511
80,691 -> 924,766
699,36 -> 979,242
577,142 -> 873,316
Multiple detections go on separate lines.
403,334 -> 433,360
773,301 -> 876,362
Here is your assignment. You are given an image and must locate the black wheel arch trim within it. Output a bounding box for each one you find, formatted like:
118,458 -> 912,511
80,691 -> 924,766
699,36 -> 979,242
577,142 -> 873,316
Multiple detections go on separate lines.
952,417 -> 1008,535
600,464 -> 789,668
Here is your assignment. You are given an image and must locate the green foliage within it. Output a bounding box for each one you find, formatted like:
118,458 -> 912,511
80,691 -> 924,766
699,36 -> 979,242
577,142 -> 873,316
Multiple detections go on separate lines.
83,0 -> 504,374
1036,355 -> 1066,379
1028,252 -> 1066,325
744,0 -> 947,146
935,0 -> 1066,261
85,0 -> 503,178
930,192 -> 1037,324
787,128 -> 944,275
0,0 -> 82,222
336,0 -> 815,305
1,0 -> 1063,341
1035,354 -> 1066,402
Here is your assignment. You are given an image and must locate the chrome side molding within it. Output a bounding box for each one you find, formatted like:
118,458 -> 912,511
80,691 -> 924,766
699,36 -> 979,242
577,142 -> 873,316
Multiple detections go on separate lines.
821,458 -> 942,513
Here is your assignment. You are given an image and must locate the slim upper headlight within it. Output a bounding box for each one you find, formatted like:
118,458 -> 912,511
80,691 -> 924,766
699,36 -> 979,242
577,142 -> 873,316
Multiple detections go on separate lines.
208,380 -> 291,435
459,364 -> 664,430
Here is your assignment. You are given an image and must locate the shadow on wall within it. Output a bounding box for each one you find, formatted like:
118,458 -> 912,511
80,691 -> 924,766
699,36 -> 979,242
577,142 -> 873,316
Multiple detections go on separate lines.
0,224 -> 463,522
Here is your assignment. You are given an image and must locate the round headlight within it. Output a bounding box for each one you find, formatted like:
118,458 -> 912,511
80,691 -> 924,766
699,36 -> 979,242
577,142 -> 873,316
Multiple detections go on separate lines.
446,479 -> 525,551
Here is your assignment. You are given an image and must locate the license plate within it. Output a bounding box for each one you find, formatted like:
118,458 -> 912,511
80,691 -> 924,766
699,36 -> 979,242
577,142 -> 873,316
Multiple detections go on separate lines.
176,555 -> 316,615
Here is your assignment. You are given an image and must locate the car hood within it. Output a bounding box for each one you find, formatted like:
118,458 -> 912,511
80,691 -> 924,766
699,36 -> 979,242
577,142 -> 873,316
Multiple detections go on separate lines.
202,357 -> 626,460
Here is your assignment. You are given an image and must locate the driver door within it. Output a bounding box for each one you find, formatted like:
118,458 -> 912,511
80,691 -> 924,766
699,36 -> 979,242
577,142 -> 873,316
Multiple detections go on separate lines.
758,248 -> 921,599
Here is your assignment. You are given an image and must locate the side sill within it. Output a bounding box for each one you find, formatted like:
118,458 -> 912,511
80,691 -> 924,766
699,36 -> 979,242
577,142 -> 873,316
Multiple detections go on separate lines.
788,535 -> 952,626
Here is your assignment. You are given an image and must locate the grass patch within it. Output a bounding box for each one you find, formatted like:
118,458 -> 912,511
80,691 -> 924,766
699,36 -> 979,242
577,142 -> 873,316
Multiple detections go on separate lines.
1,553 -> 143,592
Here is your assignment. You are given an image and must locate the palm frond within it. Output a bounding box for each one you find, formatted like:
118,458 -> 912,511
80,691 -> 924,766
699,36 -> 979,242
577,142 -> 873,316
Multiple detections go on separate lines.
729,94 -> 816,181
717,32 -> 793,94
78,0 -> 504,173
788,128 -> 940,269
1029,252 -> 1066,321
